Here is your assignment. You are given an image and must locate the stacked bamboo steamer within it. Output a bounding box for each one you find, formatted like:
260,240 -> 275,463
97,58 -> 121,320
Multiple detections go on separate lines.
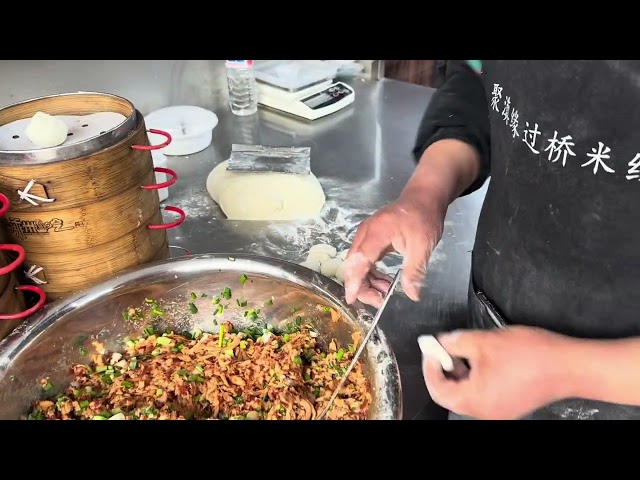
0,92 -> 185,302
0,193 -> 46,340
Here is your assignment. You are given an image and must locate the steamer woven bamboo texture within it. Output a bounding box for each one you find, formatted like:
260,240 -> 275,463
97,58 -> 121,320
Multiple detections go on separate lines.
0,92 -> 185,302
0,193 -> 47,340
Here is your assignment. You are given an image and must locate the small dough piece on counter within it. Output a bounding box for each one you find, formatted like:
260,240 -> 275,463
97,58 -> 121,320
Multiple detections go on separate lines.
24,111 -> 69,148
300,258 -> 322,272
335,261 -> 346,283
206,160 -> 326,221
375,261 -> 387,273
309,243 -> 337,258
320,257 -> 343,278
307,250 -> 332,263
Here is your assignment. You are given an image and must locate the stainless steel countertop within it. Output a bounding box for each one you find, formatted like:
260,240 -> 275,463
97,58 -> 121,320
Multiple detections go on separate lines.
161,77 -> 488,419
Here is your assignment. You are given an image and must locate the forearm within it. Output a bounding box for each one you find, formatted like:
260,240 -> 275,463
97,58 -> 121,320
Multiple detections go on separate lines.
557,335 -> 640,406
401,139 -> 482,210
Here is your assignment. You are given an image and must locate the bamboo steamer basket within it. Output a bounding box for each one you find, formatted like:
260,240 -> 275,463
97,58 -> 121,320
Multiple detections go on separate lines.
0,193 -> 47,340
0,93 -> 185,302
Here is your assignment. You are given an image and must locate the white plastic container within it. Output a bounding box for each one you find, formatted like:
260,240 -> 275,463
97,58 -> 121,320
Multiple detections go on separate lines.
144,106 -> 218,156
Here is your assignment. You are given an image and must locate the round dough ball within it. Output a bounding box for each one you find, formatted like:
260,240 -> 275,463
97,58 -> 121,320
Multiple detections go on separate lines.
206,160 -> 326,221
24,111 -> 68,148
375,261 -> 387,273
309,243 -> 337,258
320,257 -> 343,278
307,250 -> 333,264
335,261 -> 346,283
299,258 -> 321,272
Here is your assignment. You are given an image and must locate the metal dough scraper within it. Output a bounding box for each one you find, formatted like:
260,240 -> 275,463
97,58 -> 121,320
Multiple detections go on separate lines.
317,269 -> 403,420
226,144 -> 311,175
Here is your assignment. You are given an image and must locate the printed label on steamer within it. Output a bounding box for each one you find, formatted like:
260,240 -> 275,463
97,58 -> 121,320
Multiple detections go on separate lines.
6,217 -> 87,241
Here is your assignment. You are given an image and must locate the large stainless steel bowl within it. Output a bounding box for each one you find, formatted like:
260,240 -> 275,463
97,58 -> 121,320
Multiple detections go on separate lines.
0,254 -> 402,420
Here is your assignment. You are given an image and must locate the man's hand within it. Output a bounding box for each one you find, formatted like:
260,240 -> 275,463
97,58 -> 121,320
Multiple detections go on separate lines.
422,326 -> 573,420
342,194 -> 446,308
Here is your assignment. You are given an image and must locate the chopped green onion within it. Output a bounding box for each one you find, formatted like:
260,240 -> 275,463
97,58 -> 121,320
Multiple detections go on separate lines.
156,336 -> 171,346
221,287 -> 232,300
237,298 -> 248,307
188,302 -> 198,314
121,381 -> 134,388
264,298 -> 273,307
96,366 -> 108,373
240,274 -> 248,284
129,359 -> 138,369
304,372 -> 311,382
224,349 -> 234,357
211,297 -> 220,305
322,306 -> 331,313
42,382 -> 54,392
156,388 -> 163,397
348,344 -> 356,353
215,305 -> 224,315
145,298 -> 155,304
80,400 -> 90,409
125,340 -> 135,348
194,365 -> 204,374
79,347 -> 87,356
239,340 -> 247,349
177,369 -> 188,376
291,307 -> 298,313
143,326 -> 154,337
152,308 -> 164,316
187,374 -> 205,383
295,316 -> 302,326
293,356 -> 303,366
190,292 -> 197,300
219,325 -> 225,347
192,328 -> 202,339
283,334 -> 291,342
336,349 -> 345,361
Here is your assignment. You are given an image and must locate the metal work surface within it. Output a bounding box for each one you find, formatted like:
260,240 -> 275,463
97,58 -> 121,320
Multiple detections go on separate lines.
162,78 -> 487,419
0,61 -> 487,419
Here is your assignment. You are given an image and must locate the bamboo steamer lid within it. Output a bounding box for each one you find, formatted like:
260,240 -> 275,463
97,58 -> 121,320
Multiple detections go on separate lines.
0,92 -> 184,302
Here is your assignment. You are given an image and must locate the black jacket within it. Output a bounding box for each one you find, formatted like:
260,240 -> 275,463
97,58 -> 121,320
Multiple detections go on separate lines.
414,60 -> 639,340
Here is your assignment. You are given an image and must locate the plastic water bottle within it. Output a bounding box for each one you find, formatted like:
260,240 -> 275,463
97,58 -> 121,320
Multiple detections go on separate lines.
225,60 -> 258,116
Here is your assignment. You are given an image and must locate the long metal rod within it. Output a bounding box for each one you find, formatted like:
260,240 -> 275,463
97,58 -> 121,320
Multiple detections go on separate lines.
317,269 -> 402,420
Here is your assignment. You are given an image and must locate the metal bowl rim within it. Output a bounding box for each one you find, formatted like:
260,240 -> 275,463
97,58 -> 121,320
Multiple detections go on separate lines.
0,253 -> 403,420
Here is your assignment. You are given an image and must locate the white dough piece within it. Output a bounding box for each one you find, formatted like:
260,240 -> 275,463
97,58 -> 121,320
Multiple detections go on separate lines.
300,258 -> 321,272
320,257 -> 343,278
417,335 -> 455,372
24,111 -> 69,148
206,160 -> 326,221
337,249 -> 349,260
307,250 -> 333,263
375,261 -> 387,273
308,243 -> 337,258
335,261 -> 346,283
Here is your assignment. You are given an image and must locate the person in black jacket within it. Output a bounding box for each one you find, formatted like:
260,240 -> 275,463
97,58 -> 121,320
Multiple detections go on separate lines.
342,60 -> 640,420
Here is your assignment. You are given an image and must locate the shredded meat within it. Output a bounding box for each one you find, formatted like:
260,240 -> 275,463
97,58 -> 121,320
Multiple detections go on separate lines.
24,322 -> 371,420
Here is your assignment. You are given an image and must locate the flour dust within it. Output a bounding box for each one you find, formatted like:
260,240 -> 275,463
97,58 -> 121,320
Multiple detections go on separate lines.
167,176 -> 447,273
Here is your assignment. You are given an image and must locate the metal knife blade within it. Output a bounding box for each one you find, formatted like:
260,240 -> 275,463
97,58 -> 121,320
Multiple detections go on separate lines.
316,269 -> 402,420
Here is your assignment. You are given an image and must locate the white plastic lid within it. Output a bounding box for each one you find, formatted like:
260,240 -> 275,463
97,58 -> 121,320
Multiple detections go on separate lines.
144,105 -> 218,156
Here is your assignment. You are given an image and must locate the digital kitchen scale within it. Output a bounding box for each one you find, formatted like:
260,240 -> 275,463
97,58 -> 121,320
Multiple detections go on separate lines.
257,79 -> 355,121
